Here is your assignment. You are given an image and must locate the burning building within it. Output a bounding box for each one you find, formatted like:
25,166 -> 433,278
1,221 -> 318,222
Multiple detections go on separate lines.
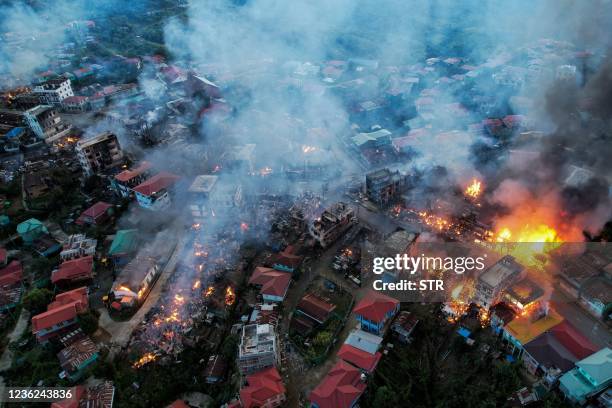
75,131 -> 124,176
365,168 -> 407,207
474,255 -> 524,309
238,323 -> 278,375
109,256 -> 159,311
309,202 -> 356,248
188,175 -> 243,223
503,277 -> 546,317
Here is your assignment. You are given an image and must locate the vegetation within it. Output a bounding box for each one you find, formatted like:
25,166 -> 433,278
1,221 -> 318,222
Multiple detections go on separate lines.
22,288 -> 54,315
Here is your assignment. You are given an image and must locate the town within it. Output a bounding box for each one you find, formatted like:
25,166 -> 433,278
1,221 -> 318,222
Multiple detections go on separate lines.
0,1 -> 611,408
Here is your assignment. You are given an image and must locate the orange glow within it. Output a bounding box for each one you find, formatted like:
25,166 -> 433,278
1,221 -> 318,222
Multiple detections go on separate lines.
193,280 -> 201,290
204,286 -> 214,297
464,178 -> 482,199
133,352 -> 157,368
174,294 -> 185,305
240,222 -> 249,232
225,286 -> 236,306
259,167 -> 273,176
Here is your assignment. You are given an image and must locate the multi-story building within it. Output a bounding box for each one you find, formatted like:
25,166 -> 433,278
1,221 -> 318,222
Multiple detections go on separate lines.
559,347 -> 611,405
32,76 -> 74,106
474,255 -> 524,308
309,202 -> 356,248
112,161 -> 153,198
188,175 -> 242,222
31,287 -> 89,343
133,172 -> 180,211
23,105 -> 73,144
365,168 -> 406,207
75,132 -> 124,176
238,323 -> 278,375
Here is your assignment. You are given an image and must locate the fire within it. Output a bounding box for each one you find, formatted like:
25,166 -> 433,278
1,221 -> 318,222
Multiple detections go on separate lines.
193,280 -> 201,290
137,288 -> 145,299
165,310 -> 180,323
204,286 -> 214,297
478,307 -> 490,328
213,164 -> 221,173
259,166 -> 273,176
418,211 -> 452,231
445,299 -> 469,323
133,352 -> 157,368
464,179 -> 483,199
225,286 -> 236,306
240,222 -> 249,232
192,223 -> 201,231
302,145 -> 317,153
118,285 -> 132,292
174,294 -> 185,305
489,223 -> 564,267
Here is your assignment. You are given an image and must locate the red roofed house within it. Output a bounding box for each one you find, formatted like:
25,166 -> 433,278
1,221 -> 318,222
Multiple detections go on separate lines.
248,267 -> 291,303
239,367 -> 286,408
167,400 -> 190,408
353,291 -> 400,335
522,320 -> 599,383
52,256 -> 94,286
271,245 -> 303,273
309,360 -> 367,408
112,161 -> 153,198
297,293 -> 336,324
0,260 -> 22,287
76,202 -> 113,226
31,287 -> 88,343
51,381 -> 114,408
62,96 -> 88,113
0,247 -> 7,267
337,343 -> 382,373
133,172 -> 180,211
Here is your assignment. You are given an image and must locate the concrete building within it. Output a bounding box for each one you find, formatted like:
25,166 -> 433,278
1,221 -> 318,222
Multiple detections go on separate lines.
112,161 -> 153,198
188,175 -> 243,222
474,255 -> 524,308
309,202 -> 356,248
75,132 -> 124,176
559,347 -> 611,405
32,76 -> 74,106
133,172 -> 180,211
365,168 -> 406,207
24,105 -> 73,144
238,323 -> 278,375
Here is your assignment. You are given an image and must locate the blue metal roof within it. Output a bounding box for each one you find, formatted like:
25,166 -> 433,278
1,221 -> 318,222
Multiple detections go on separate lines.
5,127 -> 24,139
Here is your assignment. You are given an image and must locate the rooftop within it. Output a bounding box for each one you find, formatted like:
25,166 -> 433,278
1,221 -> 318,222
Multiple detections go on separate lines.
133,172 -> 180,197
240,367 -> 285,408
353,290 -> 399,322
52,256 -> 94,285
188,174 -> 218,194
248,267 -> 291,298
479,256 -> 523,288
297,293 -> 336,323
309,360 -> 367,408
240,323 -> 276,357
505,307 -> 564,345
114,161 -> 152,182
337,343 -> 382,373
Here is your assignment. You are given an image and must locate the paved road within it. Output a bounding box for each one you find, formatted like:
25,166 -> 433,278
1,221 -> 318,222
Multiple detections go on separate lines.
99,236 -> 186,355
0,309 -> 30,398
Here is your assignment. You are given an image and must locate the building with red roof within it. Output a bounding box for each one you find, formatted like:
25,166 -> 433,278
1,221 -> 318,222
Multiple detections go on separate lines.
297,293 -> 336,324
112,161 -> 153,198
309,360 -> 367,408
353,291 -> 399,335
167,400 -> 190,408
337,343 -> 382,373
52,256 -> 94,286
0,260 -> 22,287
248,267 -> 291,303
51,381 -> 114,408
239,367 -> 286,408
271,245 -> 303,273
523,320 -> 599,381
76,202 -> 113,226
133,172 -> 180,211
31,287 -> 88,343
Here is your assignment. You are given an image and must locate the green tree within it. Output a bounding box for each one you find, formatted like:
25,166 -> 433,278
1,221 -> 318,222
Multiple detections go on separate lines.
78,311 -> 99,335
221,334 -> 238,360
372,386 -> 400,408
22,288 -> 54,314
313,331 -> 332,347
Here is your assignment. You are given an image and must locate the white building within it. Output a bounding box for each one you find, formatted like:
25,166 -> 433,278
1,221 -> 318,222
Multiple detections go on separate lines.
474,256 -> 524,308
238,324 -> 278,375
133,172 -> 180,211
188,175 -> 243,222
33,77 -> 74,106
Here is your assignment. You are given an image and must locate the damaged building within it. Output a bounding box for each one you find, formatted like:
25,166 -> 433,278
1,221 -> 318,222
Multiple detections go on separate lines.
309,202 -> 356,248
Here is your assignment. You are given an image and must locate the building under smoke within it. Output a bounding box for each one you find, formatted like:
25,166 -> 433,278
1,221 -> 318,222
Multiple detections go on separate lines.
309,202 -> 356,248
75,131 -> 124,176
365,168 -> 407,207
474,255 -> 524,309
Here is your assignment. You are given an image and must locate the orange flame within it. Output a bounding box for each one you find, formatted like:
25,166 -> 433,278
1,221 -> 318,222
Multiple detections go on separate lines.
225,286 -> 236,306
133,352 -> 157,368
464,179 -> 482,199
